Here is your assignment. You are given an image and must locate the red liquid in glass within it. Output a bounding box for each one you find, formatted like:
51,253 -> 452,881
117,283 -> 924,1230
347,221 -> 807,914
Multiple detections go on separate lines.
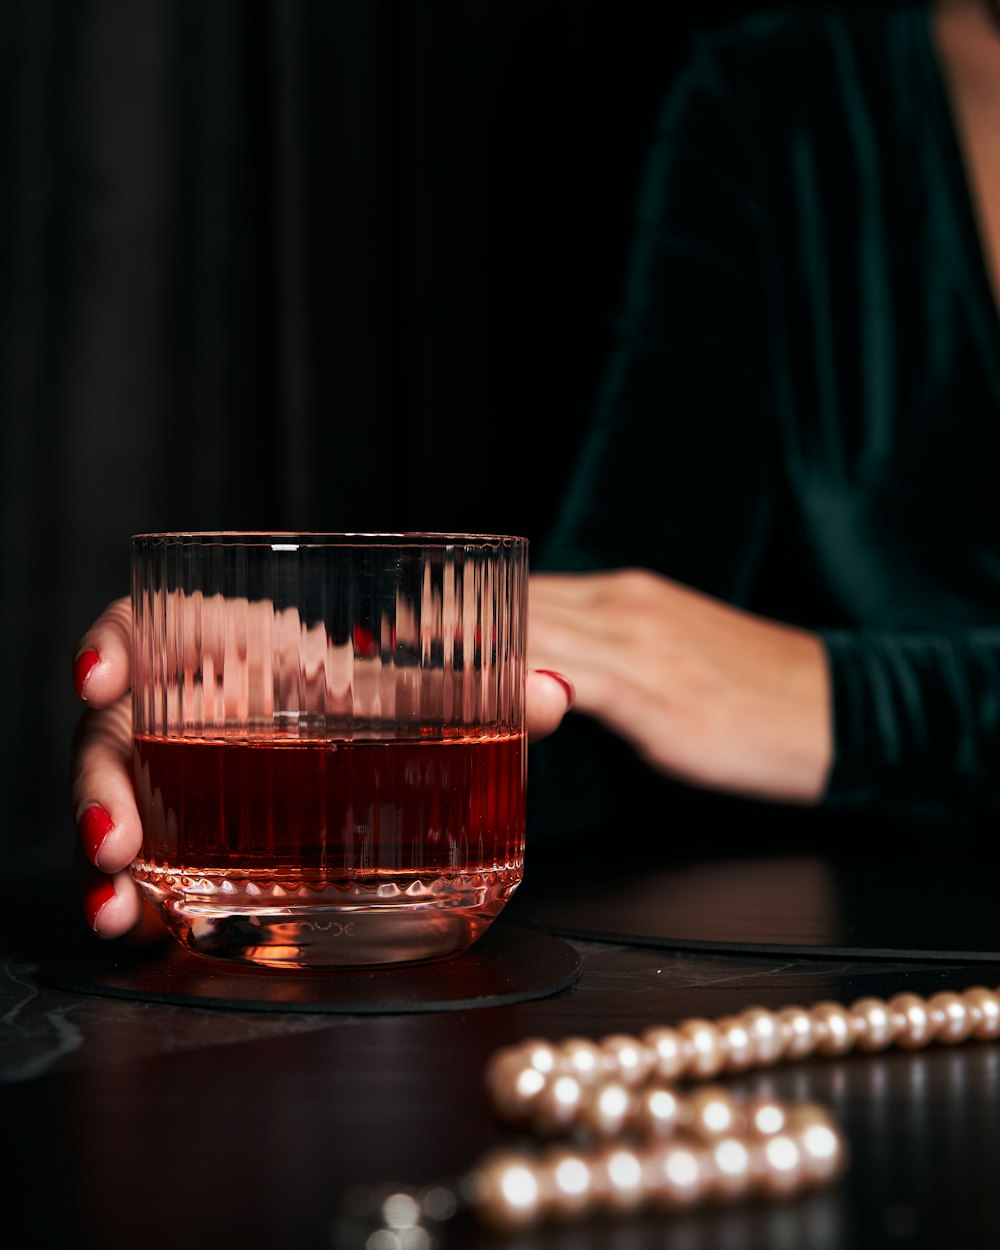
132,732 -> 526,880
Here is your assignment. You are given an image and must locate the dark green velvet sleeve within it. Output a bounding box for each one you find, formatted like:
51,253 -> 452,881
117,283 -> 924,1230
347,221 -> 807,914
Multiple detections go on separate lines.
532,8 -> 1000,842
822,629 -> 1000,815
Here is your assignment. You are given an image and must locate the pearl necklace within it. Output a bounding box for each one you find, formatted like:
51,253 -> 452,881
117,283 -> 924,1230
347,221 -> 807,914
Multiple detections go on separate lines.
334,982 -> 1000,1245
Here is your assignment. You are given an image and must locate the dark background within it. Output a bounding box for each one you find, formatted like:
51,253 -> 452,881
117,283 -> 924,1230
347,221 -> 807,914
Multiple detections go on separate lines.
0,0 -> 799,865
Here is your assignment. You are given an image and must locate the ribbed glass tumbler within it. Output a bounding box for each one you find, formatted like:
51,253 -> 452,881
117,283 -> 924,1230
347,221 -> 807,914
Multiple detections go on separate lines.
130,533 -> 528,970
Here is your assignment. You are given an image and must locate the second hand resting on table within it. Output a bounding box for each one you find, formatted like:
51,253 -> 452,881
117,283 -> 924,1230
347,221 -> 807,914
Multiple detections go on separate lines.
70,570 -> 833,942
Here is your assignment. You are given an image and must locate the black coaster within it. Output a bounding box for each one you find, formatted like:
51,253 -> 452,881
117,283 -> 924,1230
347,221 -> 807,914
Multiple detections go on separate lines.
38,920 -> 581,1014
509,854 -> 1000,961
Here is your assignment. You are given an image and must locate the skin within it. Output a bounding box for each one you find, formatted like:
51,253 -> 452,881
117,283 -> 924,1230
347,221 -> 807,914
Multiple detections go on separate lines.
71,574 -> 828,944
933,0 -> 1000,309
70,0 -> 1000,943
71,596 -> 575,942
519,0 -> 1000,821
528,570 -> 831,804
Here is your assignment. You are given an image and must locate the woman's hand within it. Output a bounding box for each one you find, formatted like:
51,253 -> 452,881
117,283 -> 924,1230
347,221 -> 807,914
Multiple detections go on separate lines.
528,569 -> 833,804
70,599 -> 575,942
71,598 -> 153,941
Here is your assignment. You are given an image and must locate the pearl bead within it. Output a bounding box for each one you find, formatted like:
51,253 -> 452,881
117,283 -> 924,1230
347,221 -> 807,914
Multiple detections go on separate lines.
850,996 -> 897,1053
641,1026 -> 690,1080
810,1001 -> 856,1057
888,993 -> 937,1049
517,1038 -> 559,1076
758,1132 -> 805,1197
716,1015 -> 756,1072
600,1033 -> 654,1086
678,1018 -> 727,1078
532,1073 -> 586,1134
472,978 -> 1000,1232
708,1135 -> 755,1200
777,1005 -> 819,1060
739,1007 -> 785,1065
745,1095 -> 788,1138
963,987 -> 1000,1040
557,1037 -> 606,1084
580,1080 -> 634,1139
643,1141 -> 711,1209
592,1145 -> 647,1213
540,1147 -> 594,1221
788,1104 -> 847,1184
685,1086 -> 745,1139
633,1086 -> 684,1139
483,1045 -> 521,1094
927,991 -> 975,1044
470,1150 -> 546,1232
485,1051 -> 548,1123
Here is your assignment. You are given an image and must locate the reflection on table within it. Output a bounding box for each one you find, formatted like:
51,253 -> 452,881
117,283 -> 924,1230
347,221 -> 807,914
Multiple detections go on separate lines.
4,861 -> 1000,1249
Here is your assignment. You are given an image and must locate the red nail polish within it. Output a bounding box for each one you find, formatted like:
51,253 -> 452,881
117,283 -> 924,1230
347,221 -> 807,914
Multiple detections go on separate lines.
352,625 -> 378,657
73,649 -> 101,700
80,805 -> 115,864
83,877 -> 117,930
537,669 -> 576,708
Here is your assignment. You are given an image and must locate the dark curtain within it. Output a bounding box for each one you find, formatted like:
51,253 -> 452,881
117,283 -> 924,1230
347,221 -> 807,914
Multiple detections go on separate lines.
0,0 -> 771,865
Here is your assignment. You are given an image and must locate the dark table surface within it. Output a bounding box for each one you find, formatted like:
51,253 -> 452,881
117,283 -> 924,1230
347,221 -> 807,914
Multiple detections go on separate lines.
5,855 -> 1000,1250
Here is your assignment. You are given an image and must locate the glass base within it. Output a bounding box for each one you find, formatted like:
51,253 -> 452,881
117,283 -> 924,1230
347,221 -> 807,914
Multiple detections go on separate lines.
131,863 -> 522,970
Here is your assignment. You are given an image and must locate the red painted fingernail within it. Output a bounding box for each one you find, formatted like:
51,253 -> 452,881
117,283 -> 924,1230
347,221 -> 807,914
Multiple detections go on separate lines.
83,877 -> 117,930
537,669 -> 576,708
352,625 -> 378,657
73,649 -> 101,700
80,805 -> 115,865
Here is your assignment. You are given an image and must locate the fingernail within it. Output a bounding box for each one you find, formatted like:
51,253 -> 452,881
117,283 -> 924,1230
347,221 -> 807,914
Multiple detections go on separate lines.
537,669 -> 576,708
80,804 -> 115,865
83,877 -> 117,930
73,649 -> 101,700
352,624 -> 378,657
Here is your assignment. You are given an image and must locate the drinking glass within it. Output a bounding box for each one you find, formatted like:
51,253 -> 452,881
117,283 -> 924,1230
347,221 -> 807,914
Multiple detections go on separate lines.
130,532 -> 528,970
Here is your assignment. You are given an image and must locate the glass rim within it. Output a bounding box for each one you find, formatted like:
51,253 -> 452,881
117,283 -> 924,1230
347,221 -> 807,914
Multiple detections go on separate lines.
131,531 -> 528,548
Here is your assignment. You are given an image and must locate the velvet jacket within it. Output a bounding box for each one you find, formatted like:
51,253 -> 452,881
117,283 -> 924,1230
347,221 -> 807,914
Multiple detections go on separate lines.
528,3 -> 1000,853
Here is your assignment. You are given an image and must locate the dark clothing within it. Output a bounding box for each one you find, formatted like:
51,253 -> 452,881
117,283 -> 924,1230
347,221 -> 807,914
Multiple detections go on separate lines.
528,3 -> 1000,855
